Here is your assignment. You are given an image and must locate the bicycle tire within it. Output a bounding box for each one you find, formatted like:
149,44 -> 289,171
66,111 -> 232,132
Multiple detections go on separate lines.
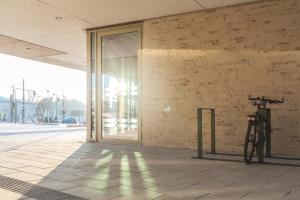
244,121 -> 256,164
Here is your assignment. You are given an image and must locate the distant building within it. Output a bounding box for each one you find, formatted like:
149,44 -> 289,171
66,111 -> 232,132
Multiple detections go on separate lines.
0,97 -> 37,123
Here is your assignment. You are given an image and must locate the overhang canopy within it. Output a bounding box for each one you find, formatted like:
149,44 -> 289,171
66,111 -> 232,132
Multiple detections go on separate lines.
0,0 -> 260,70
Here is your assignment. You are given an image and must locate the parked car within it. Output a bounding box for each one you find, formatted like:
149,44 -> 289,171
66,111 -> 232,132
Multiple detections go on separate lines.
61,117 -> 77,124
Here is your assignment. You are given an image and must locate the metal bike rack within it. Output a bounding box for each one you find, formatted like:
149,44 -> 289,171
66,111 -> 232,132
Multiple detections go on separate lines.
192,107 -> 300,167
265,109 -> 272,158
193,108 -> 270,159
193,108 -> 216,159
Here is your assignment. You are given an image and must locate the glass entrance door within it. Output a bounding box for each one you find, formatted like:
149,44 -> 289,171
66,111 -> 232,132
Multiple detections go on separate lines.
100,31 -> 139,140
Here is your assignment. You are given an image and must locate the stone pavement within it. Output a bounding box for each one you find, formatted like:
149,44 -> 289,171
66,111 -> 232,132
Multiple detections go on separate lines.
0,130 -> 299,200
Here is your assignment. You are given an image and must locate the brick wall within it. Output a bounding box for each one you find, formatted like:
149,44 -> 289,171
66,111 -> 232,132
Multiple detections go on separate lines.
141,0 -> 300,156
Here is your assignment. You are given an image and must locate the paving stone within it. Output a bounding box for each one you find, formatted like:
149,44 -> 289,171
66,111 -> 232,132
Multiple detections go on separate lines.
0,167 -> 18,175
30,178 -> 78,191
19,166 -> 52,176
0,188 -> 32,200
70,177 -> 121,190
4,172 -> 43,182
62,186 -> 121,200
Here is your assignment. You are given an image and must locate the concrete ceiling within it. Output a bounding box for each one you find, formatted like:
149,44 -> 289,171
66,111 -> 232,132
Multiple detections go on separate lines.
0,0 -> 260,71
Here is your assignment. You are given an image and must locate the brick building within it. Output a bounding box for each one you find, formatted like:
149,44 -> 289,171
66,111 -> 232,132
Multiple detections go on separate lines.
86,0 -> 300,157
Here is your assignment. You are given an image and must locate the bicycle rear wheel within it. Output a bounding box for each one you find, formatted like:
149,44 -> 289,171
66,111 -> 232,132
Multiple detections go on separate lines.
244,121 -> 256,164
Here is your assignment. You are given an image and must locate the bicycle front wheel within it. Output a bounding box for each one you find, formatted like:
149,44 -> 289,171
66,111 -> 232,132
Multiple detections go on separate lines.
244,121 -> 256,164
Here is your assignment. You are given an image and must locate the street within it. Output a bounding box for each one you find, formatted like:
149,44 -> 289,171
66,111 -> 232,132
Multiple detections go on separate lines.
0,123 -> 85,153
0,123 -> 85,134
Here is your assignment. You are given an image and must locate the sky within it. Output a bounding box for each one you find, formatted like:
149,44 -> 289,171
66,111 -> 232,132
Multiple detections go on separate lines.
0,53 -> 86,104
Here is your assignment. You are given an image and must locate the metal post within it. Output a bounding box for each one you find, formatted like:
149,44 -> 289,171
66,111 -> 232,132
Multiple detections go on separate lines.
55,98 -> 58,121
10,86 -> 14,123
22,79 -> 25,123
266,109 -> 271,158
62,94 -> 65,120
47,98 -> 49,122
197,108 -> 203,158
14,87 -> 17,124
211,109 -> 216,154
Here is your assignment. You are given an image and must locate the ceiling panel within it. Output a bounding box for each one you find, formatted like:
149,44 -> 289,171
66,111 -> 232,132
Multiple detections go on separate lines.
196,0 -> 260,9
0,34 -> 64,59
40,0 -> 203,27
30,31 -> 86,59
0,0 -> 91,40
33,54 -> 85,70
0,35 -> 16,44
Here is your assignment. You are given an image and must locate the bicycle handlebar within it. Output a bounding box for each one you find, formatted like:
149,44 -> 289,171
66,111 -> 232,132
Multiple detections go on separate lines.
248,95 -> 284,104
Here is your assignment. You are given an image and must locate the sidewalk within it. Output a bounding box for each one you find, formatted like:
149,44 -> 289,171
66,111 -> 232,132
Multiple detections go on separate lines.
0,123 -> 85,134
0,130 -> 299,200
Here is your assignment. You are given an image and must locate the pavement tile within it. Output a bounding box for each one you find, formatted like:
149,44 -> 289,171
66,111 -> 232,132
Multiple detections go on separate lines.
62,186 -> 121,200
0,167 -> 18,175
30,178 -> 78,191
4,172 -> 43,182
0,188 -> 31,200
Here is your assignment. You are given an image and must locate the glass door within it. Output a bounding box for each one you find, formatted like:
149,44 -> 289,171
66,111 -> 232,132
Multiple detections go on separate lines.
100,30 -> 140,141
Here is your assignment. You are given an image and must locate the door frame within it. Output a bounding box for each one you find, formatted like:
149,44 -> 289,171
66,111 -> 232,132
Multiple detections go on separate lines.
86,23 -> 142,144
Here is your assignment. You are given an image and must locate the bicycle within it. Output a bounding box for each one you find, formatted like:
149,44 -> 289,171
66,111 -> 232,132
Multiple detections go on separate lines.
244,95 -> 284,164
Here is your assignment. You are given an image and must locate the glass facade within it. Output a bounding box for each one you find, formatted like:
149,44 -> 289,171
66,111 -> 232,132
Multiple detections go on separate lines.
101,32 -> 139,140
87,25 -> 140,142
90,32 -> 96,140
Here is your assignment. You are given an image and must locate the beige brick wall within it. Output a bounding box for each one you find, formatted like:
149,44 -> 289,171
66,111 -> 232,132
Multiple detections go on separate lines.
141,0 -> 300,156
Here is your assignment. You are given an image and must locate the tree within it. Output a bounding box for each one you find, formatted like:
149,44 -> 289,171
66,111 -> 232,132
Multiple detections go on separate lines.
35,98 -> 85,122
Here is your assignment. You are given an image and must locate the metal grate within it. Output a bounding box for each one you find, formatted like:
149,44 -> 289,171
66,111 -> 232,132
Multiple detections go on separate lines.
0,175 -> 88,200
